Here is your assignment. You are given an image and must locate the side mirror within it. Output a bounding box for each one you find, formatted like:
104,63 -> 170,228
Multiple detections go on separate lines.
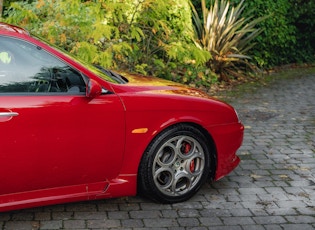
86,79 -> 102,98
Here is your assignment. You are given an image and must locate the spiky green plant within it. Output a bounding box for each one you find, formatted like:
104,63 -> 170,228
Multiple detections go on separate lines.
190,0 -> 267,81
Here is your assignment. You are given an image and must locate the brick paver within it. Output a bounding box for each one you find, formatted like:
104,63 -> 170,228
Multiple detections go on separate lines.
1,72 -> 314,229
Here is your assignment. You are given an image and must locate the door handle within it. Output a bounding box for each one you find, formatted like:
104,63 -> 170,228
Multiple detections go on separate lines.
0,112 -> 19,117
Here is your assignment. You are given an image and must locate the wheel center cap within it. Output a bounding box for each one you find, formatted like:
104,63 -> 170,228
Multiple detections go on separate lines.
174,161 -> 181,168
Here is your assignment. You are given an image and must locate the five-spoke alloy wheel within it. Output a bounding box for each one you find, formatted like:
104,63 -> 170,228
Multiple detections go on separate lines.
138,124 -> 214,203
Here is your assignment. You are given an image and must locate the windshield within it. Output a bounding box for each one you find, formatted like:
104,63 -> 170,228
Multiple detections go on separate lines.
33,34 -> 127,84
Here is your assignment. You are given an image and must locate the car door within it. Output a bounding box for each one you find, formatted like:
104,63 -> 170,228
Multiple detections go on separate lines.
0,36 -> 125,197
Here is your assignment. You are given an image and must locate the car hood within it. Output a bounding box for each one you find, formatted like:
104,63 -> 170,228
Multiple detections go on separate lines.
110,72 -> 239,124
112,72 -> 214,100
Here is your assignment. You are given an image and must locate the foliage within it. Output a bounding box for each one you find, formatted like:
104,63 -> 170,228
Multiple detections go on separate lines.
232,0 -> 297,67
288,0 -> 315,63
2,0 -> 212,85
109,0 -> 211,79
190,0 -> 266,81
229,0 -> 314,68
4,0 -> 313,87
192,0 -> 315,68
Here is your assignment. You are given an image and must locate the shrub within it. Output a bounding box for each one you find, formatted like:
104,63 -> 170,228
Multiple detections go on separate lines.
2,0 -> 212,84
190,0 -> 266,81
288,0 -> 315,63
229,0 -> 311,68
193,0 -> 315,68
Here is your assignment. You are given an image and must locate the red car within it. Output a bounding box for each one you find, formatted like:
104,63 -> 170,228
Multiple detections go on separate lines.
0,22 -> 244,212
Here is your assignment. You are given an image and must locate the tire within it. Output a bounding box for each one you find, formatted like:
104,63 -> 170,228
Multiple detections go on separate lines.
138,124 -> 214,203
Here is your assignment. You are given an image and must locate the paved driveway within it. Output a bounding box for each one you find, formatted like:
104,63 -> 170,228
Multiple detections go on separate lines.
1,71 -> 314,230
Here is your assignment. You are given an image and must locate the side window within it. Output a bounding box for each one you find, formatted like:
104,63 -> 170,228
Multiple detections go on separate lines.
0,36 -> 86,94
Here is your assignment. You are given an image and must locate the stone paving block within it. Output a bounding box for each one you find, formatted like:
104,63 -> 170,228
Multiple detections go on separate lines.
11,212 -> 34,221
172,202 -> 203,210
34,212 -> 51,221
242,226 -> 265,230
107,211 -> 129,219
285,215 -> 315,224
265,207 -> 298,216
161,210 -> 178,218
121,219 -> 144,228
229,208 -> 253,217
199,217 -> 223,226
221,216 -> 255,225
118,203 -> 141,211
276,200 -> 308,209
3,221 -> 39,230
263,225 -> 283,230
129,210 -> 161,219
86,219 -> 121,228
63,220 -> 85,229
188,227 -> 208,230
280,224 -> 315,230
140,203 -> 172,210
253,216 -> 288,225
40,220 -> 62,230
65,203 -> 97,212
296,206 -> 315,215
248,208 -> 270,216
177,217 -> 200,227
208,226 -> 242,230
225,194 -> 241,202
177,209 -> 200,217
199,208 -> 231,217
96,203 -> 119,212
43,205 -> 65,212
52,211 -> 73,221
74,211 -> 107,220
143,218 -> 178,228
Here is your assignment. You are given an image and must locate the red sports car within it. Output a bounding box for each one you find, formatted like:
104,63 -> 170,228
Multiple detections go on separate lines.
0,22 -> 244,212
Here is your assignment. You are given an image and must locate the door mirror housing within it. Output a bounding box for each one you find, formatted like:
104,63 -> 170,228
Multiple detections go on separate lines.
86,79 -> 102,98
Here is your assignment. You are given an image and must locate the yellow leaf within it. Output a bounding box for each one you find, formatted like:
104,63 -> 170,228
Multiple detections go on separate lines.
36,0 -> 45,9
250,174 -> 262,179
60,34 -> 67,44
279,175 -> 288,178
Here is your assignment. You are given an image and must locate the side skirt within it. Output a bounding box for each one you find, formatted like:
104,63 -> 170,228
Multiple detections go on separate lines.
0,174 -> 137,212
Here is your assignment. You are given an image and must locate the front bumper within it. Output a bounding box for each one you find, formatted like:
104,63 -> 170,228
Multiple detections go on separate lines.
207,122 -> 244,181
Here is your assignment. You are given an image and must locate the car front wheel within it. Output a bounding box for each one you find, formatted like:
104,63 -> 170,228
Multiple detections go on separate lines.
138,124 -> 214,203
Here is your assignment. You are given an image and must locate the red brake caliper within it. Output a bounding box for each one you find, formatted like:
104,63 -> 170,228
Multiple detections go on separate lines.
190,160 -> 195,173
184,142 -> 191,154
184,143 -> 195,173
